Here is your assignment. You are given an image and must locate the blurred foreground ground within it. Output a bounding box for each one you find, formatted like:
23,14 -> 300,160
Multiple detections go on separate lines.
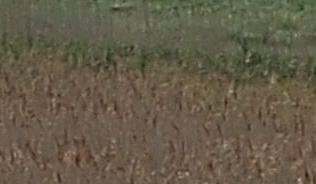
1,56 -> 316,184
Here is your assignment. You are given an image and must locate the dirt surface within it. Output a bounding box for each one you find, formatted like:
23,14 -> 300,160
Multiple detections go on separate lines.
1,57 -> 316,184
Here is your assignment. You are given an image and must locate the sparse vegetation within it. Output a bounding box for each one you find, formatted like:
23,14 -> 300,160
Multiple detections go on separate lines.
1,1 -> 316,184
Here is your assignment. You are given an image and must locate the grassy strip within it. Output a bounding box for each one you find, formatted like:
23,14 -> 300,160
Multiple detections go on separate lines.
1,36 -> 316,85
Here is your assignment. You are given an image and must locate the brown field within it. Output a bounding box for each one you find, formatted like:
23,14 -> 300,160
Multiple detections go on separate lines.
1,54 -> 316,184
2,1 -> 316,183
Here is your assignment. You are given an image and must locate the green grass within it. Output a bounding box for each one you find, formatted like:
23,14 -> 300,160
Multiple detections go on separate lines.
1,0 -> 316,83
